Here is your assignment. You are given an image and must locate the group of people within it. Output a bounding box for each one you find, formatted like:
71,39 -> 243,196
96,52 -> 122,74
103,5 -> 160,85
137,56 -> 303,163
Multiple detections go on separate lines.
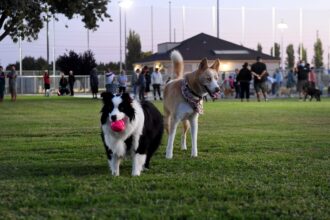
0,65 -> 17,102
224,56 -> 268,102
105,66 -> 163,101
224,56 -> 322,102
49,70 -> 76,97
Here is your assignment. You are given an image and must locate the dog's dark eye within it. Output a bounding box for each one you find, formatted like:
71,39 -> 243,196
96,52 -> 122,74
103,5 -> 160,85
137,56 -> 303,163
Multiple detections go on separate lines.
207,77 -> 212,81
119,106 -> 124,111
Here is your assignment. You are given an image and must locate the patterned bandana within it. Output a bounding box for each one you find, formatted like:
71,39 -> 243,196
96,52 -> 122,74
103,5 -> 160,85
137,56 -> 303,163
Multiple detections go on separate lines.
181,79 -> 203,114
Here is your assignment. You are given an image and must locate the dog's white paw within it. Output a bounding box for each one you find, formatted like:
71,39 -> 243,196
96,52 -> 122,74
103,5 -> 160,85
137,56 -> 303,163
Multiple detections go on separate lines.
191,152 -> 198,158
132,171 -> 141,176
165,152 -> 173,159
111,171 -> 119,176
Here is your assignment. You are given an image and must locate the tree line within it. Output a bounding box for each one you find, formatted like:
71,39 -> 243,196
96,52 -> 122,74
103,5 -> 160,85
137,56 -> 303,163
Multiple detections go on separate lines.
5,29 -> 151,75
256,37 -> 324,69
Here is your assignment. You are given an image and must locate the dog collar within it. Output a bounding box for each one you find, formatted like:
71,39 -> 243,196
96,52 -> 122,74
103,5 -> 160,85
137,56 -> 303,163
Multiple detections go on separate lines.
181,79 -> 203,114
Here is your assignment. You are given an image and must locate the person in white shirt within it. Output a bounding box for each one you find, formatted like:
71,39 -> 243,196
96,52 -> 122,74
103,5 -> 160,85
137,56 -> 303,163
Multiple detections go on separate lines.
151,68 -> 163,100
105,68 -> 117,94
131,69 -> 139,98
118,70 -> 128,93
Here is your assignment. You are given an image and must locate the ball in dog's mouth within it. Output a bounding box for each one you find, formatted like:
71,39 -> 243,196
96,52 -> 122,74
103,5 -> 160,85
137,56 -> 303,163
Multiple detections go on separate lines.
110,119 -> 126,132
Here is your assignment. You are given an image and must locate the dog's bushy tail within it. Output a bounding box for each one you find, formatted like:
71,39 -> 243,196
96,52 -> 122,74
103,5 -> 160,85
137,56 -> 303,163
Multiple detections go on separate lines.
170,50 -> 184,80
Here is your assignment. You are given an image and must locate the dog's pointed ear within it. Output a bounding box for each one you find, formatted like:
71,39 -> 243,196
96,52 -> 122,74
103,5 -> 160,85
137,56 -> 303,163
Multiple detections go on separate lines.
121,93 -> 132,104
101,92 -> 113,104
198,58 -> 208,71
211,59 -> 221,72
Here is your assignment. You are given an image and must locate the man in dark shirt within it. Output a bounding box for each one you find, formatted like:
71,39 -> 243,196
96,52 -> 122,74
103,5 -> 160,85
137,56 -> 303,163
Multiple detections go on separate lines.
295,60 -> 309,99
68,70 -> 75,96
251,56 -> 268,102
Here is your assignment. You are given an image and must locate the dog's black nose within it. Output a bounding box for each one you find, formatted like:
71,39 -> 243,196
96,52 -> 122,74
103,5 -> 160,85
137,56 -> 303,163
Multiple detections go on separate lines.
214,87 -> 220,93
111,115 -> 117,121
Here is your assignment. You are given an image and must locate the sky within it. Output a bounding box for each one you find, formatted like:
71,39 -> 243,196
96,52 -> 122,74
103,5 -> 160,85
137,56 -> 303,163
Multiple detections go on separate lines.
1,0 -> 330,68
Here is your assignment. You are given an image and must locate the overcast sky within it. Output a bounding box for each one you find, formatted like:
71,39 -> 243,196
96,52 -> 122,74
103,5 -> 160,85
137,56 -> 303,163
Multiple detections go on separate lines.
1,0 -> 330,68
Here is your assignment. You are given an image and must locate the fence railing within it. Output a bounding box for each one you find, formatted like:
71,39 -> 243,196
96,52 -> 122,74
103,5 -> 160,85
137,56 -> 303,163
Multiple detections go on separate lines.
2,70 -> 330,95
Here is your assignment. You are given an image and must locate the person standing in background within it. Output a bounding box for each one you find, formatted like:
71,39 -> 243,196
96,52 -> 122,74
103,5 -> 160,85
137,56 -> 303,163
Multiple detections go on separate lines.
144,67 -> 151,99
118,70 -> 128,93
43,70 -> 50,96
137,68 -> 146,101
251,56 -> 268,102
7,65 -> 17,101
105,68 -> 117,94
295,60 -> 310,99
131,68 -> 139,98
151,68 -> 163,100
233,69 -> 240,99
0,66 -> 5,102
286,68 -> 296,97
68,70 -> 75,96
237,62 -> 252,102
308,67 -> 317,89
90,67 -> 99,99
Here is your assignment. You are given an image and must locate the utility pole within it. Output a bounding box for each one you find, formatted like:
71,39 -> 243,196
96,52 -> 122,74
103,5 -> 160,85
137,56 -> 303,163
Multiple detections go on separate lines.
53,15 -> 56,89
87,29 -> 90,50
217,0 -> 219,38
241,6 -> 245,45
151,5 -> 154,53
119,6 -> 122,72
46,8 -> 49,72
182,6 -> 185,40
169,1 -> 172,42
299,8 -> 303,60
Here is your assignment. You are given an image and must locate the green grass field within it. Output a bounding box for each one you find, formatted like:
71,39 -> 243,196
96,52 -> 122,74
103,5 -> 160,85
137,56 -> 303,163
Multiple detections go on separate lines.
0,96 -> 329,219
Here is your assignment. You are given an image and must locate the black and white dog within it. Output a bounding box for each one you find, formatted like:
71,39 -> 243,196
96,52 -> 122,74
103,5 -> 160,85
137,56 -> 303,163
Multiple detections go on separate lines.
100,92 -> 163,176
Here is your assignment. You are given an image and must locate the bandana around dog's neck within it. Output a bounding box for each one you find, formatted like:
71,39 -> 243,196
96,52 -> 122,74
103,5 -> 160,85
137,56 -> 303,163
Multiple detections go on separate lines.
181,79 -> 203,114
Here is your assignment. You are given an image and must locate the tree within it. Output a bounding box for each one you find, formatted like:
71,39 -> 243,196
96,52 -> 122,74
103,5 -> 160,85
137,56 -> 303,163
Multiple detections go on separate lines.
80,50 -> 96,75
270,43 -> 280,58
257,43 -> 262,53
21,56 -> 36,70
35,57 -> 48,70
126,30 -> 142,70
98,62 -> 122,72
56,50 -> 96,75
56,50 -> 81,75
286,44 -> 295,69
313,38 -> 324,69
297,45 -> 307,63
0,0 -> 111,42
141,51 -> 153,60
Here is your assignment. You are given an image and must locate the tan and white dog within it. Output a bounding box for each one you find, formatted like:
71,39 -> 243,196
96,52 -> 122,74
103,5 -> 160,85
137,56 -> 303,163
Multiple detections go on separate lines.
163,50 -> 221,159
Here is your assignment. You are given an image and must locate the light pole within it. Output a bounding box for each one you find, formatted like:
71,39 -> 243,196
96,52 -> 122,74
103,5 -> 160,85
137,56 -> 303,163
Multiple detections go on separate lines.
272,7 -> 276,57
119,0 -> 133,71
169,1 -> 172,42
217,0 -> 219,38
52,15 -> 56,89
46,7 -> 50,72
277,20 -> 288,69
151,5 -> 154,53
241,6 -> 245,46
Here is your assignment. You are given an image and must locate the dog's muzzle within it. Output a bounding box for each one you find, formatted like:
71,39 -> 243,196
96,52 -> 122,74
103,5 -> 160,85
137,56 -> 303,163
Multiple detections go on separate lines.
204,86 -> 220,99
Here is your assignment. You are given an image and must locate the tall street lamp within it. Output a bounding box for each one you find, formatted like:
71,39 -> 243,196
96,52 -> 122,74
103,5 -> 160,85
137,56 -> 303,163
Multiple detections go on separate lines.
277,20 -> 288,69
119,0 -> 133,71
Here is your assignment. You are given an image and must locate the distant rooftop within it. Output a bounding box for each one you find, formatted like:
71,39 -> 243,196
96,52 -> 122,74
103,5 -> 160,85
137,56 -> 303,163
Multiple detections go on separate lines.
139,33 -> 279,63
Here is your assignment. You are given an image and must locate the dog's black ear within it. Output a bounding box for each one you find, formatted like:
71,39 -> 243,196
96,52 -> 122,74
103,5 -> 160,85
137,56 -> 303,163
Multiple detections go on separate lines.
101,92 -> 113,104
121,93 -> 132,104
199,58 -> 208,71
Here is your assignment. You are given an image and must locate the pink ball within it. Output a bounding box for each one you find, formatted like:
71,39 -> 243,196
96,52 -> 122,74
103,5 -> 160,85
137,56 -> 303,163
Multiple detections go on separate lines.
110,119 -> 126,132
